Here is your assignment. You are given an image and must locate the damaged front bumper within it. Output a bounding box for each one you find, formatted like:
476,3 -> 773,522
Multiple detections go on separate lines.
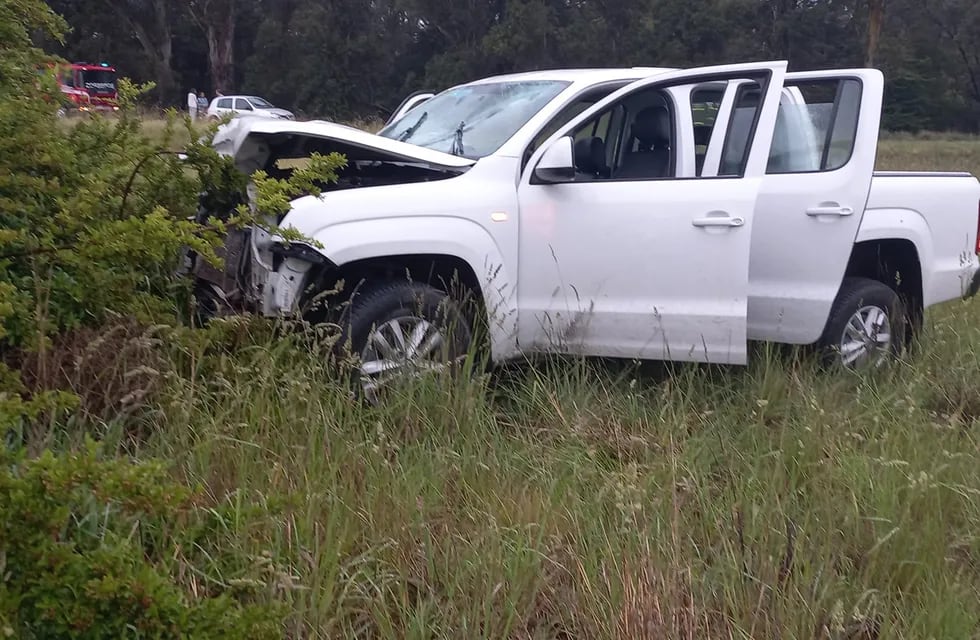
263,241 -> 335,316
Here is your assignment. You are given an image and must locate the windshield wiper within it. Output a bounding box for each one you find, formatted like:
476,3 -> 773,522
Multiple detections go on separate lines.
451,120 -> 466,156
397,111 -> 428,142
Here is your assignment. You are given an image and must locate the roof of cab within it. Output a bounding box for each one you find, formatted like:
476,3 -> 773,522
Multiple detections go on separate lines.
464,67 -> 677,86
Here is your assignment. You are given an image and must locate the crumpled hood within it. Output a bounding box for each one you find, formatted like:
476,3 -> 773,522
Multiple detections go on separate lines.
211,117 -> 477,174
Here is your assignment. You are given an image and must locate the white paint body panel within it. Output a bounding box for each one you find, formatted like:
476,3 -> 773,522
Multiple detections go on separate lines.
516,176 -> 766,363
859,173 -> 980,305
213,117 -> 476,173
747,69 -> 883,344
281,156 -> 523,361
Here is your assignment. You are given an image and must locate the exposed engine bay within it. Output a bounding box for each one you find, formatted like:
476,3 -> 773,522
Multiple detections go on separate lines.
258,132 -> 467,198
178,125 -> 470,322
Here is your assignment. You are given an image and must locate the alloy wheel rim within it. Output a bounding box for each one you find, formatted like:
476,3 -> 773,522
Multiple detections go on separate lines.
838,304 -> 893,368
359,315 -> 452,402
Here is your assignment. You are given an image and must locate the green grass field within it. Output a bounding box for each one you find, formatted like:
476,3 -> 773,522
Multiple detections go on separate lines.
29,130 -> 980,638
878,135 -> 980,176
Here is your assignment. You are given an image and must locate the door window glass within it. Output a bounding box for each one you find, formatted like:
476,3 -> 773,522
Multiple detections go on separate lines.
567,89 -> 674,181
767,79 -> 862,174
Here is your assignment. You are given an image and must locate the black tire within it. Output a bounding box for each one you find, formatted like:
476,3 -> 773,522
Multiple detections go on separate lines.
816,277 -> 908,369
336,281 -> 475,403
190,280 -> 228,328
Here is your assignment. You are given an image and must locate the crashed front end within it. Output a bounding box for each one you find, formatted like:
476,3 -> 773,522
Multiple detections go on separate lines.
178,116 -> 474,321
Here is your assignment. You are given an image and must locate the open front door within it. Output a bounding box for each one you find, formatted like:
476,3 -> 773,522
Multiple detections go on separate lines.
516,61 -> 788,365
746,69 -> 884,343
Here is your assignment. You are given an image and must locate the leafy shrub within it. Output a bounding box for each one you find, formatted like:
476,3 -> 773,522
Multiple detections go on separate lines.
0,0 -> 230,429
0,3 -> 344,628
0,0 -> 344,431
0,442 -> 283,638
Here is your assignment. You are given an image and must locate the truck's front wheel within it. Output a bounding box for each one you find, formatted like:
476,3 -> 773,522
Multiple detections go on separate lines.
817,277 -> 908,370
339,281 -> 475,404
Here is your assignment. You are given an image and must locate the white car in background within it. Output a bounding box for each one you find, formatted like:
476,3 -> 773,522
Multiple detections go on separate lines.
207,94 -> 294,121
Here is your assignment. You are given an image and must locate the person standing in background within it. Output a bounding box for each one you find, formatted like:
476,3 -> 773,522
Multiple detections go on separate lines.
187,88 -> 198,121
197,91 -> 208,118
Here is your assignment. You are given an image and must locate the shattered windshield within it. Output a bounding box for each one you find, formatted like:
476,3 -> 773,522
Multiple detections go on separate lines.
378,80 -> 571,159
248,96 -> 275,108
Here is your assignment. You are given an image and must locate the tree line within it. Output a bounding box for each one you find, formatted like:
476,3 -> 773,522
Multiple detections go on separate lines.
41,0 -> 980,132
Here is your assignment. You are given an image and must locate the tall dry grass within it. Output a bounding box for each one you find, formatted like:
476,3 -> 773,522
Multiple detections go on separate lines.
52,291 -> 975,639
25,127 -> 980,638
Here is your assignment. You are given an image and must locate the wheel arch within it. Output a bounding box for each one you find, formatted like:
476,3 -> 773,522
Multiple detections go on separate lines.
843,237 -> 924,340
313,252 -> 483,311
307,253 -> 491,361
303,218 -> 518,360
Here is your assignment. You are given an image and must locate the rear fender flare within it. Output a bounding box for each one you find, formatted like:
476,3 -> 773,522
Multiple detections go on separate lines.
854,207 -> 932,295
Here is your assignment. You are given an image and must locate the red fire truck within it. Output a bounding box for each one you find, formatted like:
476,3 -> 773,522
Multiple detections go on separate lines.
56,61 -> 119,116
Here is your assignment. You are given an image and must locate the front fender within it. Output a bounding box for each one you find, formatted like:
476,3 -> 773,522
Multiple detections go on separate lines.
311,216 -> 519,361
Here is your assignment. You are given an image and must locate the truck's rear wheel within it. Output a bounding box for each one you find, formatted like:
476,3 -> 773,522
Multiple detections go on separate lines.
339,281 -> 474,404
817,277 -> 908,370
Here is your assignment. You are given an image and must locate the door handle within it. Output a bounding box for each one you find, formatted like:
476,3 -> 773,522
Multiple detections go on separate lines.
692,215 -> 745,228
806,205 -> 854,217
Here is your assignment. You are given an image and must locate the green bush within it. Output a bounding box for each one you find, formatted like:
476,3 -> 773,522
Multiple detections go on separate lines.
0,17 -> 221,349
0,3 -> 343,629
0,0 -> 343,431
0,0 -> 231,429
0,442 -> 283,638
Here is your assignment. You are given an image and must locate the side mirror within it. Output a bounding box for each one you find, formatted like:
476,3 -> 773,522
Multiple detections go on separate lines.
532,136 -> 575,184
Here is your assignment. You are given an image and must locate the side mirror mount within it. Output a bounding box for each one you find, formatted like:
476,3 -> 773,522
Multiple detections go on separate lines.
387,91 -> 436,126
532,136 -> 575,184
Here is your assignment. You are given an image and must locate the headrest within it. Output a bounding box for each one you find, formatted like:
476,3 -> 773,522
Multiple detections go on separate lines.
693,124 -> 712,146
574,136 -> 606,174
631,106 -> 671,149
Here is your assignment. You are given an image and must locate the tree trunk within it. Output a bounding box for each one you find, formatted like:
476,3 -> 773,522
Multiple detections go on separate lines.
107,0 -> 177,103
207,5 -> 235,93
151,0 -> 176,100
866,0 -> 885,66
190,0 -> 236,95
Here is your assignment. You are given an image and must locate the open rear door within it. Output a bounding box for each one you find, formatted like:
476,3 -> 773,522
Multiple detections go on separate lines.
746,69 -> 884,344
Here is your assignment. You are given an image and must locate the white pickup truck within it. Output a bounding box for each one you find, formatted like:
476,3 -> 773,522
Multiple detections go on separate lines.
188,61 -> 980,400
